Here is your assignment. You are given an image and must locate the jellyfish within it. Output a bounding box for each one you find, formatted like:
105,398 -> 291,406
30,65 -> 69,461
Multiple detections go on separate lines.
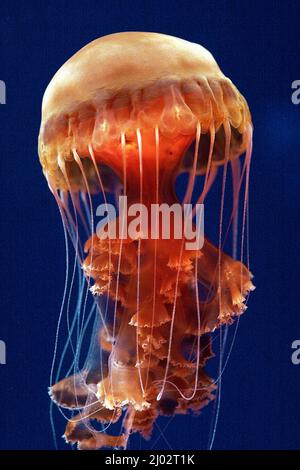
38,32 -> 254,450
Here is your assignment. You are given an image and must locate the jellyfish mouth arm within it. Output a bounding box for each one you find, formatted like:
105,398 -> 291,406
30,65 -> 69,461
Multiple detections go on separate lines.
50,372 -> 128,450
197,238 -> 255,333
63,401 -> 159,450
63,404 -> 126,450
52,365 -> 156,450
49,371 -> 97,409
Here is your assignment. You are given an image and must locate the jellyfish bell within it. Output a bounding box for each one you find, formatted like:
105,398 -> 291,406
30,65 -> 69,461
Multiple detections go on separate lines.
39,32 -> 250,194
39,32 -> 254,450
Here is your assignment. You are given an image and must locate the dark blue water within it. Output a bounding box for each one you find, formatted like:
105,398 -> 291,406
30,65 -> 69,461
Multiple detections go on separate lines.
0,0 -> 299,450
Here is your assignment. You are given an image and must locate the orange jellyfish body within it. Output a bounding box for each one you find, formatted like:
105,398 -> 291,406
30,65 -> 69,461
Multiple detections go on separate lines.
39,32 -> 254,449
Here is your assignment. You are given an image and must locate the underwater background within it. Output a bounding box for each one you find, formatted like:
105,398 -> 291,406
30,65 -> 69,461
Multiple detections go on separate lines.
0,0 -> 299,450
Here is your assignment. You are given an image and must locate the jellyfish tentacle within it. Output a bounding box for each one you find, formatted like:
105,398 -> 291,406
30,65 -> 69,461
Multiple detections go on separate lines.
179,122 -> 203,401
58,177 -> 82,370
183,121 -> 201,205
144,125 -> 160,391
157,123 -> 201,401
209,117 -> 232,446
212,120 -> 232,442
48,175 -> 87,392
47,178 -> 73,447
73,151 -> 113,415
72,150 -> 100,424
87,143 -> 113,407
74,192 -> 90,238
230,158 -> 241,259
136,127 -> 146,397
88,144 -> 112,324
240,124 -> 253,271
198,123 -> 216,206
108,132 -> 128,410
